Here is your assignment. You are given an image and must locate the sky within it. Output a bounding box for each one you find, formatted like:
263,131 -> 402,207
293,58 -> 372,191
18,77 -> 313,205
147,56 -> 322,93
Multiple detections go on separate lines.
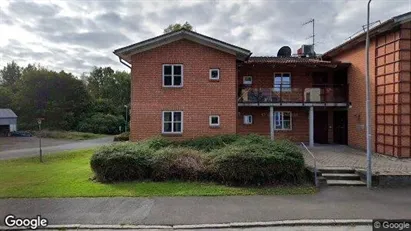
0,0 -> 410,76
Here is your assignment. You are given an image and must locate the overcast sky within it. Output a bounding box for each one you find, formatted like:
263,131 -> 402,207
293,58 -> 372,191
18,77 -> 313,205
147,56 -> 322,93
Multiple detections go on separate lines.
0,0 -> 410,76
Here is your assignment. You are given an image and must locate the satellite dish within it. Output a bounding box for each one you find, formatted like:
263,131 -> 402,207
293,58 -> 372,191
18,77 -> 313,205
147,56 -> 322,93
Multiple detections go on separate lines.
277,46 -> 292,57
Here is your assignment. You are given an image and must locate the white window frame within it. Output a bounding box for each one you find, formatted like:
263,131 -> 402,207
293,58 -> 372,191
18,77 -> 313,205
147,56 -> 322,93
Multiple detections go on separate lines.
209,115 -> 220,127
243,115 -> 253,125
243,76 -> 252,85
162,111 -> 183,134
273,72 -> 291,92
162,64 -> 184,87
209,68 -> 220,80
274,111 -> 292,130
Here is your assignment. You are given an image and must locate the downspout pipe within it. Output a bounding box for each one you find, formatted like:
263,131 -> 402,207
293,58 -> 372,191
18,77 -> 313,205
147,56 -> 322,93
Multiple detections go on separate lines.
365,0 -> 372,189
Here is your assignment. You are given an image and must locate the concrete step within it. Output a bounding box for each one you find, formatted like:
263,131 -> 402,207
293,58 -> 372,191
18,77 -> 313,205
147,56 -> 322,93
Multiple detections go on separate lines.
318,167 -> 355,174
322,173 -> 361,180
326,179 -> 366,186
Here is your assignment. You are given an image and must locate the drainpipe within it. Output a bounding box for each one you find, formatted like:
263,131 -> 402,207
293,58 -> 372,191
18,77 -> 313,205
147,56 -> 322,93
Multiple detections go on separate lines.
365,0 -> 373,189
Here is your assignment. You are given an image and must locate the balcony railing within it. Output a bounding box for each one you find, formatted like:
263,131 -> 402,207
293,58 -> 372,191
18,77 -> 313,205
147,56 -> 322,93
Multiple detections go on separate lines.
238,84 -> 348,104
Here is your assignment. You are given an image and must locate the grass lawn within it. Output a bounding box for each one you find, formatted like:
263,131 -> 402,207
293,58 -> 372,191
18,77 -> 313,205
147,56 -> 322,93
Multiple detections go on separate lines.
34,130 -> 107,140
0,149 -> 317,198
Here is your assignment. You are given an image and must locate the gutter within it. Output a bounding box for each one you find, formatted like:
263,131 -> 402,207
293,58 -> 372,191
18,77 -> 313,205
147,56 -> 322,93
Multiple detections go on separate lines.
118,57 -> 131,69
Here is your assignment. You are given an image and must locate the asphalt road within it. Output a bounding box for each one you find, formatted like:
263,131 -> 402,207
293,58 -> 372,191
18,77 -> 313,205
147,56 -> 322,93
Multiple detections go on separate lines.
0,136 -> 113,160
0,187 -> 410,226
39,226 -> 372,231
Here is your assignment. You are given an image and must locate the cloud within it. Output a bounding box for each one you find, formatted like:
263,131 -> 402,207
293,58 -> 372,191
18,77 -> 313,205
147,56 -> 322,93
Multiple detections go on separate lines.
8,1 -> 61,18
47,32 -> 132,49
0,0 -> 410,76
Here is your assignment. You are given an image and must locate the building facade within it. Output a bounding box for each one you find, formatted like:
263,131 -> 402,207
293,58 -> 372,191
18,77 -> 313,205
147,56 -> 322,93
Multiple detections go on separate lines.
323,12 -> 411,157
114,12 -> 410,157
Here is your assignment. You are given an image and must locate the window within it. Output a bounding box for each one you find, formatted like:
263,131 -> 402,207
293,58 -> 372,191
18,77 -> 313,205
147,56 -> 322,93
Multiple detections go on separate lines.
243,115 -> 253,125
209,69 -> 220,80
162,111 -> 183,133
209,115 -> 220,127
274,111 -> 292,130
163,64 -> 183,87
243,76 -> 252,85
274,73 -> 291,91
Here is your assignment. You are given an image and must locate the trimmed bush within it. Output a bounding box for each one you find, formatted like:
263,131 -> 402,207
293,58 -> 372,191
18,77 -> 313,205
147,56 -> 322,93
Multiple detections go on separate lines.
178,134 -> 240,152
144,136 -> 174,150
90,143 -> 153,182
114,132 -> 129,142
208,140 -> 305,185
90,134 -> 306,186
151,147 -> 206,181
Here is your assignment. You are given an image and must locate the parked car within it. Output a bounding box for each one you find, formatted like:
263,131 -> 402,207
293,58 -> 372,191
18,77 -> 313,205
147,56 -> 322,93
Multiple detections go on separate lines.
10,131 -> 33,137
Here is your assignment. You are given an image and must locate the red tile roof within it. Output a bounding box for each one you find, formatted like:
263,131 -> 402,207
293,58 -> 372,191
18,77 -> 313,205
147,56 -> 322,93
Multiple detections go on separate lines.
245,56 -> 348,68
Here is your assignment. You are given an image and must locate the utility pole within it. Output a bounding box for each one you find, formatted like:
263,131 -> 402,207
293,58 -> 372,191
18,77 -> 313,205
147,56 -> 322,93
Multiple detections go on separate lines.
37,118 -> 43,163
365,0 -> 372,189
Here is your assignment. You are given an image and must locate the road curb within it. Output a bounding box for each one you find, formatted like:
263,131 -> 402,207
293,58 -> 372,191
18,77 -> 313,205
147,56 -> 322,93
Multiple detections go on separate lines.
0,219 -> 373,230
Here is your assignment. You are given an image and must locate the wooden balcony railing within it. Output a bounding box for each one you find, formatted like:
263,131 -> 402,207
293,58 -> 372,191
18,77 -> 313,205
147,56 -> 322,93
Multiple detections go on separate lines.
238,84 -> 348,104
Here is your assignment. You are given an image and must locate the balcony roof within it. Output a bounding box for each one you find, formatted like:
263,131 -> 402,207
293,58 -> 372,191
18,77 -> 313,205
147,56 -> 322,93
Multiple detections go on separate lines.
245,56 -> 350,68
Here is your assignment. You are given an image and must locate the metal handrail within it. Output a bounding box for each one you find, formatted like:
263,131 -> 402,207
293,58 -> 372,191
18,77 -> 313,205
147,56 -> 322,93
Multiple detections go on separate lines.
301,142 -> 318,187
238,85 -> 348,104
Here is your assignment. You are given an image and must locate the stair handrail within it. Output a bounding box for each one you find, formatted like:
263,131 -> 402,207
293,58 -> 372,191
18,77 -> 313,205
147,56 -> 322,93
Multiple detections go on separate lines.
301,142 -> 318,187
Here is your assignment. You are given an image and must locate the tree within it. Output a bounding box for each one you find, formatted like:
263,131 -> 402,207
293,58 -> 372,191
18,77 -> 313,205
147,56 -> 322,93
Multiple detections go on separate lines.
0,86 -> 13,108
86,67 -> 115,99
85,67 -> 130,116
0,61 -> 21,88
13,67 -> 92,130
163,22 -> 193,33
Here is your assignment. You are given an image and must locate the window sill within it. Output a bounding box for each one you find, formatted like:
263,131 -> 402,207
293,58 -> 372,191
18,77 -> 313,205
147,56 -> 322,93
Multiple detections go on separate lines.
209,125 -> 221,128
274,129 -> 292,131
209,79 -> 220,82
161,133 -> 183,137
163,86 -> 183,88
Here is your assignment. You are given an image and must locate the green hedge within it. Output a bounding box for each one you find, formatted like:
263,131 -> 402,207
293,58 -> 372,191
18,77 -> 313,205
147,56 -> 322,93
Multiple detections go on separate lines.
208,135 -> 305,185
90,143 -> 153,182
151,147 -> 206,181
178,134 -> 240,152
90,135 -> 306,185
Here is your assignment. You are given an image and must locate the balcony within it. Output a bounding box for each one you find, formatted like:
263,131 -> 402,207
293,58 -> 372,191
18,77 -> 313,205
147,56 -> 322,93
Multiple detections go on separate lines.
238,84 -> 348,106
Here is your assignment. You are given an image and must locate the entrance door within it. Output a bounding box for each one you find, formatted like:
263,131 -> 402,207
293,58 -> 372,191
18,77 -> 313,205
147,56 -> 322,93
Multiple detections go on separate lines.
333,111 -> 348,144
314,111 -> 328,144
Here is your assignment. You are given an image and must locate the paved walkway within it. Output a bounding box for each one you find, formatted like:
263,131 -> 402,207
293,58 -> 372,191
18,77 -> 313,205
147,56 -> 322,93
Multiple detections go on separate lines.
303,145 -> 411,174
0,187 -> 410,226
0,136 -> 113,160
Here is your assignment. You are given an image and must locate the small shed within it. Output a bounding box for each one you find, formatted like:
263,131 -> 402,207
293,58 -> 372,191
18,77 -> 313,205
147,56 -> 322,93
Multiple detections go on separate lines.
0,108 -> 17,136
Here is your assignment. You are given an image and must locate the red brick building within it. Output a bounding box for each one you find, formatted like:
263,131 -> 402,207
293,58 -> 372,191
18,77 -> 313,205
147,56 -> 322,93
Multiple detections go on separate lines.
323,12 -> 411,157
114,12 -> 410,157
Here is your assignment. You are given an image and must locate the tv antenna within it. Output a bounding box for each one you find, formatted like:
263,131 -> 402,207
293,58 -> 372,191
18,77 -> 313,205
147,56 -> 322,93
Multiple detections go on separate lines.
302,18 -> 315,52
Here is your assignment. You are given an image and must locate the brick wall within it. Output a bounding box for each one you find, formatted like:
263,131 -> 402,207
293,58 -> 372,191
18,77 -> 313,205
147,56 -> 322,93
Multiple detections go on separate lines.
331,25 -> 411,157
238,63 -> 315,89
237,106 -> 309,142
331,40 -> 376,151
399,22 -> 411,157
130,39 -> 237,141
